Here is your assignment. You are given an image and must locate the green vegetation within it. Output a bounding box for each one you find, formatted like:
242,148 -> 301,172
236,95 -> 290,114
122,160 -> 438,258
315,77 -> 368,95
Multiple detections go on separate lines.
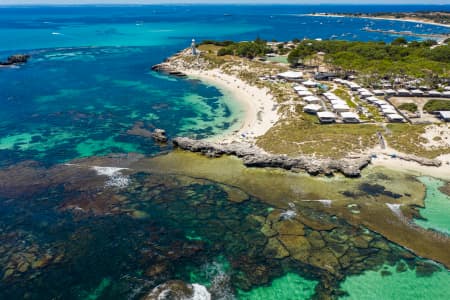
334,88 -> 357,108
386,124 -> 450,158
288,40 -> 450,82
210,38 -> 270,59
398,103 -> 418,113
257,116 -> 380,159
423,99 -> 450,113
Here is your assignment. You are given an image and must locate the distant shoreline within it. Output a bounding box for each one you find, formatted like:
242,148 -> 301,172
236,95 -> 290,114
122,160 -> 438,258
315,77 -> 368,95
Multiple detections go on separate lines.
305,13 -> 450,29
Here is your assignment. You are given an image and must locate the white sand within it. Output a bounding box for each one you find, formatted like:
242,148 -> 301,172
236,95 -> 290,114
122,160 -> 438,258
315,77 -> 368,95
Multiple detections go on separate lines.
181,68 -> 279,145
306,13 -> 450,29
367,143 -> 450,180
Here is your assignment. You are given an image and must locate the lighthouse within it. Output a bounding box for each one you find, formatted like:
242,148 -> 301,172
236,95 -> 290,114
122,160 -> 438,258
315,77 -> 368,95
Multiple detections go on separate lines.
191,38 -> 197,56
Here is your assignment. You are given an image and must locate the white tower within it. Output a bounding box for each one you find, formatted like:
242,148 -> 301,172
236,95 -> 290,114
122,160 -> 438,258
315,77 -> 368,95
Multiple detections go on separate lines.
191,38 -> 197,56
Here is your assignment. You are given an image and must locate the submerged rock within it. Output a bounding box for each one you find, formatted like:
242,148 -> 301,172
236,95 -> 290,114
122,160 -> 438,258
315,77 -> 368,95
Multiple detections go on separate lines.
263,237 -> 289,259
0,54 -> 30,65
278,235 -> 311,262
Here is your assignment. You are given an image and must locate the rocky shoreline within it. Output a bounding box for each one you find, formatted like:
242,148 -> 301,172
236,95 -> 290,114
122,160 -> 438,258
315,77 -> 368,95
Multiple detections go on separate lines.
173,137 -> 371,177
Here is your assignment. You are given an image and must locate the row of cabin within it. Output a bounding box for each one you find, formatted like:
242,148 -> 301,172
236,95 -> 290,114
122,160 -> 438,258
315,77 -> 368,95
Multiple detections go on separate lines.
334,78 -> 450,98
366,97 -> 405,122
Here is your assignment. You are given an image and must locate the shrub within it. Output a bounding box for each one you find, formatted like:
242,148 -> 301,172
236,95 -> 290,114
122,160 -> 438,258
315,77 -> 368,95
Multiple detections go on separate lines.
398,103 -> 418,112
423,99 -> 450,113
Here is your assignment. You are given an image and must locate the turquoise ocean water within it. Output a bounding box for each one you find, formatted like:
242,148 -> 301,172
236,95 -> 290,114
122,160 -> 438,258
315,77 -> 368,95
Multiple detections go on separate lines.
0,5 -> 449,299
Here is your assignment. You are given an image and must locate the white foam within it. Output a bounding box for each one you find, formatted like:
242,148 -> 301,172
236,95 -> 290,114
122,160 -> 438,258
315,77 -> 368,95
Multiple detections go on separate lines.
91,166 -> 127,176
386,203 -> 402,217
302,199 -> 333,207
188,284 -> 211,300
51,32 -> 63,35
91,166 -> 130,188
280,210 -> 297,220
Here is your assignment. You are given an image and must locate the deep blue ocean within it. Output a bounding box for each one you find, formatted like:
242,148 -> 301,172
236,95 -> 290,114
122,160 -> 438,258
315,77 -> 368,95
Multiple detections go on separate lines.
0,5 -> 450,300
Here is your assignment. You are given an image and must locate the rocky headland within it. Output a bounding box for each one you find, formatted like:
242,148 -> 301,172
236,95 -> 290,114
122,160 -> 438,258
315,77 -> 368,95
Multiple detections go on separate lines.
173,137 -> 371,177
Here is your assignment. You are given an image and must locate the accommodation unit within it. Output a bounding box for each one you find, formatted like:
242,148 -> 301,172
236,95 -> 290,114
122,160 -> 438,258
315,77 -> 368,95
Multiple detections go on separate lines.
297,90 -> 313,97
411,89 -> 424,97
397,89 -> 411,96
303,79 -> 319,87
303,104 -> 322,114
439,111 -> 450,122
278,71 -> 303,81
332,103 -> 350,112
372,89 -> 385,96
428,90 -> 442,97
384,89 -> 397,96
303,96 -> 321,104
317,111 -> 337,123
293,85 -> 308,92
340,112 -> 360,123
386,114 -> 405,122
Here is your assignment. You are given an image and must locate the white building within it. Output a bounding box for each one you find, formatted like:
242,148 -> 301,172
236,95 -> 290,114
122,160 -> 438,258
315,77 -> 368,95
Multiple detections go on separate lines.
303,104 -> 323,114
397,89 -> 411,96
303,79 -> 319,87
303,96 -> 321,104
332,103 -> 350,112
340,112 -> 360,123
317,111 -> 337,123
439,111 -> 450,122
278,71 -> 303,81
297,90 -> 314,97
386,114 -> 405,122
411,89 -> 424,97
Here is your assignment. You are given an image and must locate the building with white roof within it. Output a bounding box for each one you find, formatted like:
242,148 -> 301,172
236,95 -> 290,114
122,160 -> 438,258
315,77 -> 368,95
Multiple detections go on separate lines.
384,89 -> 397,95
428,90 -> 442,97
332,103 -> 350,112
372,90 -> 385,96
303,104 -> 323,114
340,112 -> 360,123
297,90 -> 313,97
397,89 -> 411,96
278,71 -> 303,81
317,111 -> 337,123
411,89 -> 424,96
303,96 -> 321,104
303,80 -> 319,87
386,114 -> 405,122
293,85 -> 308,92
439,111 -> 450,122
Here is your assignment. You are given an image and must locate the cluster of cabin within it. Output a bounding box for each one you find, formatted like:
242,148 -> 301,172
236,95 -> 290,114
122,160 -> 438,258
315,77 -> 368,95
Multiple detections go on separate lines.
292,81 -> 361,124
278,70 -> 450,124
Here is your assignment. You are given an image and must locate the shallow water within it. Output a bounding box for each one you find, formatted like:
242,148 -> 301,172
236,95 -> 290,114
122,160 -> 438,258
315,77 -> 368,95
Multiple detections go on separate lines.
340,260 -> 450,299
414,177 -> 450,235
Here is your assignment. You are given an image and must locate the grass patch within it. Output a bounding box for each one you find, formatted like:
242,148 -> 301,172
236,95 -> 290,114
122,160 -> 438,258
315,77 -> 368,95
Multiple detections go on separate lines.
334,88 -> 357,108
385,124 -> 450,158
257,114 -> 380,159
398,103 -> 418,113
423,99 -> 450,113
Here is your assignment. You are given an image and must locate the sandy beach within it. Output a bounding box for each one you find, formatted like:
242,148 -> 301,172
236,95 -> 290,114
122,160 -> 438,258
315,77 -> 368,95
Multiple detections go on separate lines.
180,68 -> 279,145
366,141 -> 450,180
306,13 -> 450,29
